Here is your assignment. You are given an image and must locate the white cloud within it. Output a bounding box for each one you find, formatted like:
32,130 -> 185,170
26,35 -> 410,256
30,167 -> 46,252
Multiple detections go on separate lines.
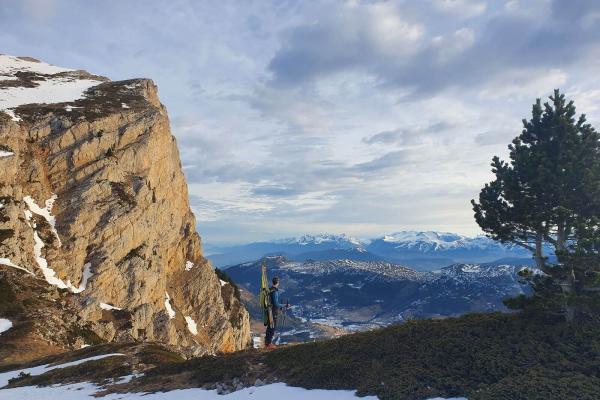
2,0 -> 600,245
430,0 -> 487,17
478,68 -> 569,101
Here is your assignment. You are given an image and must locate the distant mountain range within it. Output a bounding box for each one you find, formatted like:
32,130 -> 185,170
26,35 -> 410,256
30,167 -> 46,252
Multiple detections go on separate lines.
225,256 -> 534,331
206,231 -> 545,271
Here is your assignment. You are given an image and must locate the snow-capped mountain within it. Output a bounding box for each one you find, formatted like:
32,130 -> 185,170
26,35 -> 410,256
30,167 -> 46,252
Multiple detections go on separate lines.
274,233 -> 362,248
206,234 -> 376,267
226,257 -> 534,332
375,231 -> 498,251
365,231 -> 537,270
206,231 -> 539,270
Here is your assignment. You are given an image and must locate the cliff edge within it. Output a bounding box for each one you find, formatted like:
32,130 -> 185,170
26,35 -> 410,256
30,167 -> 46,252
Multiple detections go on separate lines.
0,55 -> 250,362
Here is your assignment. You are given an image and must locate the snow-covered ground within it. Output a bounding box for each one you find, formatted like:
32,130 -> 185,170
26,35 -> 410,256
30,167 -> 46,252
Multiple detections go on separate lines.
0,382 -> 380,400
0,352 -> 467,399
0,55 -> 104,121
0,318 -> 12,335
0,353 -> 125,387
0,381 -> 468,400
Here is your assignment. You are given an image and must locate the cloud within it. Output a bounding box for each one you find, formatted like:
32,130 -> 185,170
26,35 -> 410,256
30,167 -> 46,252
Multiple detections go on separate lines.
354,150 -> 411,173
268,1 -> 424,87
362,121 -> 455,146
474,130 -> 514,146
429,0 -> 487,17
267,0 -> 600,99
252,185 -> 301,197
3,0 -> 600,245
362,130 -> 401,145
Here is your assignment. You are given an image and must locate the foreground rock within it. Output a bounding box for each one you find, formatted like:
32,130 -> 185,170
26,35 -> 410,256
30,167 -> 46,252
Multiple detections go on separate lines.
0,55 -> 250,361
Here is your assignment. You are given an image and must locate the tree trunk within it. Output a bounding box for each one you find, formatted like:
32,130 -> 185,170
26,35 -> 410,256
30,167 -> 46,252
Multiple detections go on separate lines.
556,220 -> 576,321
534,232 -> 545,269
556,220 -> 566,252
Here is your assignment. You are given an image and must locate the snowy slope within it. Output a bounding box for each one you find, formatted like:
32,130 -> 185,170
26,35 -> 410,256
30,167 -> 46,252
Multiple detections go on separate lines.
0,55 -> 106,121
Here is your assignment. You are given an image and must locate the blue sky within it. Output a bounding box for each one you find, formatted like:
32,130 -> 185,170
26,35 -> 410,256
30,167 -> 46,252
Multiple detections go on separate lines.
3,0 -> 600,245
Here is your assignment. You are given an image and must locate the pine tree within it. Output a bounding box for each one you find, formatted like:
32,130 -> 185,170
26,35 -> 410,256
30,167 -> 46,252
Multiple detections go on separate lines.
472,89 -> 600,320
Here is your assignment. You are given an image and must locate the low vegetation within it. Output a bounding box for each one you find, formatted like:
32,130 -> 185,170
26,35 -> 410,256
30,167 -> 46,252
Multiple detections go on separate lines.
266,312 -> 600,399
91,312 -> 600,399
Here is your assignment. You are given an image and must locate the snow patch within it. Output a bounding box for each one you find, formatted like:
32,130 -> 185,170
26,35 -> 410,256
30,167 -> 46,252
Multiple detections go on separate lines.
66,263 -> 92,293
32,229 -> 67,289
0,150 -> 14,157
0,55 -> 73,75
0,257 -> 34,275
100,302 -> 123,311
185,260 -> 194,271
31,229 -> 92,292
0,318 -> 12,335
220,279 -> 228,286
185,316 -> 198,335
427,398 -> 467,400
31,227 -> 92,293
121,103 -> 130,109
23,195 -> 61,246
165,292 -> 176,319
0,381 -> 378,399
0,55 -> 104,122
23,195 -> 92,293
0,353 -> 125,388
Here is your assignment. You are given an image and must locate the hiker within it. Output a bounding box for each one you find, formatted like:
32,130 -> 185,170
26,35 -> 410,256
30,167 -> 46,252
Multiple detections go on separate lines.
265,276 -> 289,348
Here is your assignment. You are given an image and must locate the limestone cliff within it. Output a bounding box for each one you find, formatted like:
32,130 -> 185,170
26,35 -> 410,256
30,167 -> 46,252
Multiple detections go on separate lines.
0,55 -> 250,360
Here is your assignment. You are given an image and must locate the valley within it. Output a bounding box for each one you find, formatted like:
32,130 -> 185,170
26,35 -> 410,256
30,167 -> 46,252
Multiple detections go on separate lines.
226,256 -> 534,340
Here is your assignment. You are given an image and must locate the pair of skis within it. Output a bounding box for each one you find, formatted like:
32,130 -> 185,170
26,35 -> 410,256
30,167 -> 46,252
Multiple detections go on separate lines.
260,261 -> 290,346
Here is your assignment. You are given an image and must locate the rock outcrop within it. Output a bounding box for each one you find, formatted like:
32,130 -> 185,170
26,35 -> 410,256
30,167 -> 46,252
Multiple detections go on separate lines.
0,55 -> 250,359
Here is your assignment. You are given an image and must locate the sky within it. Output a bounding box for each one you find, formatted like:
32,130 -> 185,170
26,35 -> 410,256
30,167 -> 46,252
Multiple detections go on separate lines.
2,0 -> 600,246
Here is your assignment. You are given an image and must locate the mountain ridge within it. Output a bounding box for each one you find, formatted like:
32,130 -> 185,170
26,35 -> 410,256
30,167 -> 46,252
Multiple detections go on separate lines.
206,231 -> 537,270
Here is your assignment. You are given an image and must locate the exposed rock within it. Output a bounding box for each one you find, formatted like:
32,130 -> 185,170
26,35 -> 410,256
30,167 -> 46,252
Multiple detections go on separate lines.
0,55 -> 250,360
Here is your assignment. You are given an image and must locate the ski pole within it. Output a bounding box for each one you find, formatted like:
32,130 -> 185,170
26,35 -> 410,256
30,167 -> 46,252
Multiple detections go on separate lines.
275,299 -> 289,345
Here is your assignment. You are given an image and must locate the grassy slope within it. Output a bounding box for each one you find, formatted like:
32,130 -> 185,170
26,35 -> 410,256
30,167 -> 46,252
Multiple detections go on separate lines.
266,312 -> 600,399
6,312 -> 600,400
142,312 -> 600,400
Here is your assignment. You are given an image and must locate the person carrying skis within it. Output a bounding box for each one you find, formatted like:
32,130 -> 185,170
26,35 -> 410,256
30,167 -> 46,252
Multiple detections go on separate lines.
265,276 -> 289,349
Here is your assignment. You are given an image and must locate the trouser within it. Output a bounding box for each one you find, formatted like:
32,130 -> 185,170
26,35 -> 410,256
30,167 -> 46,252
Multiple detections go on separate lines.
265,312 -> 278,345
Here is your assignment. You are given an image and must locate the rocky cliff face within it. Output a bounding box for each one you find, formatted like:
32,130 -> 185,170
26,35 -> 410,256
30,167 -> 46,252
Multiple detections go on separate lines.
0,55 -> 250,360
